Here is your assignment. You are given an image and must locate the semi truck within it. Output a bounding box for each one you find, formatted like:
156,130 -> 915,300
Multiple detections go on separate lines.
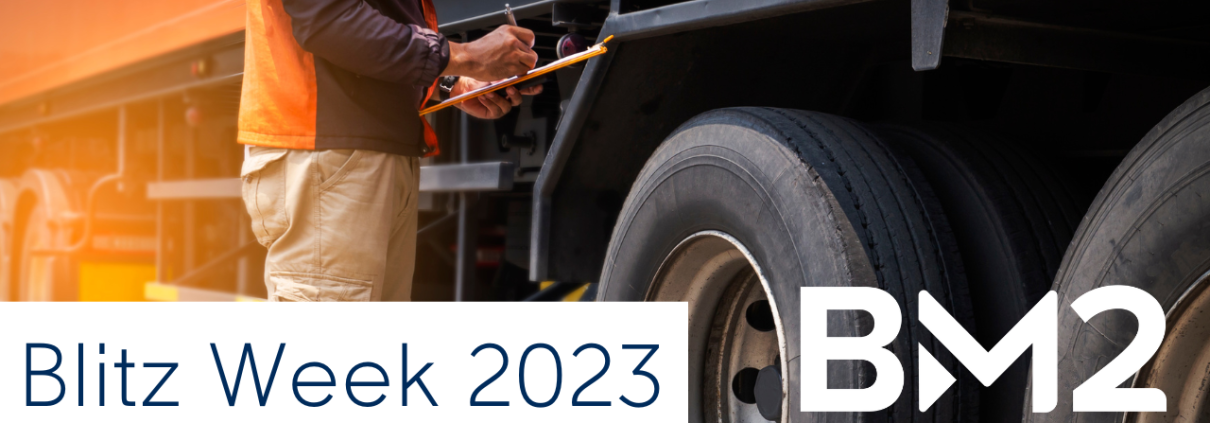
2,0 -> 1209,422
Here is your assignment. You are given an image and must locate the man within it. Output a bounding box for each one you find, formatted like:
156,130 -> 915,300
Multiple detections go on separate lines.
238,0 -> 541,301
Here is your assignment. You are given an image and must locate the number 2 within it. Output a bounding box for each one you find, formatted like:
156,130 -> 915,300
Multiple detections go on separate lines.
470,343 -> 509,406
572,343 -> 611,406
1070,286 -> 1167,412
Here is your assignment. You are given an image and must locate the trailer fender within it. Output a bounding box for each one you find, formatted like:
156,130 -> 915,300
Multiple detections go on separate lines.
911,0 -> 948,71
529,0 -> 904,281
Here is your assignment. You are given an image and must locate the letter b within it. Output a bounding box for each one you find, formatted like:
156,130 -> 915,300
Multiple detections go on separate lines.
800,287 -> 904,412
27,343 -> 65,406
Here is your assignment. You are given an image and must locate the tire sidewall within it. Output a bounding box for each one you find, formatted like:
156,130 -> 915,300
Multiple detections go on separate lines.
1028,87 -> 1210,421
599,111 -> 883,422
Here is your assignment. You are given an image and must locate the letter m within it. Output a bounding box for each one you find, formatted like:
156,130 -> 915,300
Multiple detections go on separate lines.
917,291 -> 1056,413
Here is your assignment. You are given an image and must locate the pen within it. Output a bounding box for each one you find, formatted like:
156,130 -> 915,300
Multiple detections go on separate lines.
503,4 -> 527,84
505,4 -> 517,26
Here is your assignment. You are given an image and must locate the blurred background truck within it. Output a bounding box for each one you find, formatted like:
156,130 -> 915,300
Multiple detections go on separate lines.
0,0 -> 597,303
3,1 -> 1210,422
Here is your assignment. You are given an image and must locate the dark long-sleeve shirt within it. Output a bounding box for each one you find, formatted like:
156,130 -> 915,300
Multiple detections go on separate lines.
282,0 -> 449,86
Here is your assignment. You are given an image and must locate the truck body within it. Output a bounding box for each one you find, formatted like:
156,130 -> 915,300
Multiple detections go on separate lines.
3,0 -> 1210,421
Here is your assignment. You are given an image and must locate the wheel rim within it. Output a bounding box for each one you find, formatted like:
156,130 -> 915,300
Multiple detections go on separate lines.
647,231 -> 788,422
1131,269 -> 1210,423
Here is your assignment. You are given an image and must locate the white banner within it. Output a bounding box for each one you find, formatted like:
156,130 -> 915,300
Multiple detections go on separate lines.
0,302 -> 687,422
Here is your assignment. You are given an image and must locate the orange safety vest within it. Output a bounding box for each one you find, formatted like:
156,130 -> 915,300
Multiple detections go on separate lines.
239,0 -> 443,157
418,0 -> 441,157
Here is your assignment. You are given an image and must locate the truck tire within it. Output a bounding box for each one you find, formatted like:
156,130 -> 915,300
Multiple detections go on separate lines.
0,179 -> 15,301
13,170 -> 74,301
597,108 -> 976,422
879,125 -> 1086,423
17,203 -> 63,300
1024,86 -> 1210,421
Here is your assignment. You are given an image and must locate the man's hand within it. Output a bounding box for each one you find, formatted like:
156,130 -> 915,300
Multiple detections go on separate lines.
443,26 -> 539,82
453,77 -> 544,120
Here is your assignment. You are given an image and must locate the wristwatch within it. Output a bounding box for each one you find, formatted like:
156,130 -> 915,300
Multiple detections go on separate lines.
438,75 -> 460,99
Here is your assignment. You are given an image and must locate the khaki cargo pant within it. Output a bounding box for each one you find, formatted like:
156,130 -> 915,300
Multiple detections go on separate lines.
241,146 -> 419,302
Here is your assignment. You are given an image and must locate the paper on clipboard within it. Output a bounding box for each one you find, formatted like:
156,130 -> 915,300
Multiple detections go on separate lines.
419,35 -> 613,116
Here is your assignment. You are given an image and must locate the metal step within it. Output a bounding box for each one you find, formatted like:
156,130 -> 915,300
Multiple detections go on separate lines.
146,161 -> 516,200
418,161 -> 515,192
146,178 -> 241,200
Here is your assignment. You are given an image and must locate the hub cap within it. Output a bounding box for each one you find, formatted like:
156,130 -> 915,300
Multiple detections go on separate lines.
646,231 -> 787,422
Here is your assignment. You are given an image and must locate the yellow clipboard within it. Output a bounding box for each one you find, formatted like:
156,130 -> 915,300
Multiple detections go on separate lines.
419,35 -> 613,116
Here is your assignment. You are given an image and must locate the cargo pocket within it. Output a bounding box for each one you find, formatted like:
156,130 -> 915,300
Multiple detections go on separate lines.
268,271 -> 373,302
241,147 -> 290,248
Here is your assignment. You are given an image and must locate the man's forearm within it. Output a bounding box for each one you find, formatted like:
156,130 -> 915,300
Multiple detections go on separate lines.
441,42 -> 470,77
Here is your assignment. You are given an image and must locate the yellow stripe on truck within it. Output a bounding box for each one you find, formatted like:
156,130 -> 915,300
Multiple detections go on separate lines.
538,281 -> 590,302
145,282 -> 266,302
144,282 -> 180,302
561,284 -> 585,302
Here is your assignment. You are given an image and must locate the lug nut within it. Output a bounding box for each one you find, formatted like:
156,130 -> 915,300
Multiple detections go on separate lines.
755,365 -> 783,421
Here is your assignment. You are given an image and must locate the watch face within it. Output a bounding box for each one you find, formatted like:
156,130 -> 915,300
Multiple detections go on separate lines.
441,76 -> 458,92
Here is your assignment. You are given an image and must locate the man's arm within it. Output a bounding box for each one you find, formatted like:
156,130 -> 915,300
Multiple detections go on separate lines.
282,0 -> 448,86
282,0 -> 539,86
443,26 -> 539,81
